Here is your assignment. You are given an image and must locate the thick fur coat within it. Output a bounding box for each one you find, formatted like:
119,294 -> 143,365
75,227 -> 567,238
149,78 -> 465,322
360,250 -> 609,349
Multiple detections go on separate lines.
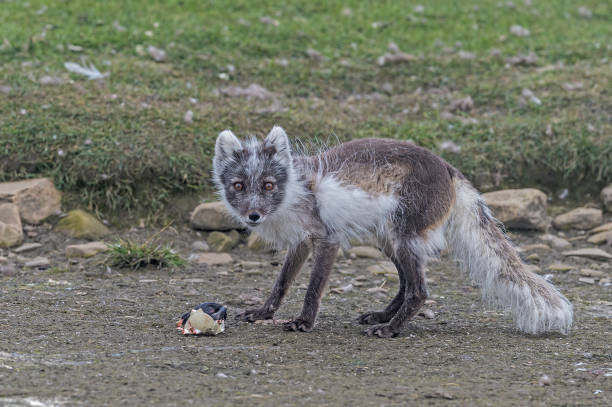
212,126 -> 572,337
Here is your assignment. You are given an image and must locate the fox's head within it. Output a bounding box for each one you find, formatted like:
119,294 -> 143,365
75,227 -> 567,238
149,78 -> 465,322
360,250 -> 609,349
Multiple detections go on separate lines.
212,126 -> 295,227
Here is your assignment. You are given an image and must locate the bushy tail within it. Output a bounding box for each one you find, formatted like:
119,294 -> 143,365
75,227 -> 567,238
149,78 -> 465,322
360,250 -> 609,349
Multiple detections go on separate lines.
445,179 -> 573,334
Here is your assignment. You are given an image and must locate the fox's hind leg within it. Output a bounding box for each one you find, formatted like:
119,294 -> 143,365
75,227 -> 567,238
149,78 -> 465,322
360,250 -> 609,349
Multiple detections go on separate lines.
357,254 -> 407,325
364,238 -> 428,338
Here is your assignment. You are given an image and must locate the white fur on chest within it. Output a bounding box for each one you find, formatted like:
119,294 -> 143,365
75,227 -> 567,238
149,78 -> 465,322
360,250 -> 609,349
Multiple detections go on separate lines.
314,175 -> 398,241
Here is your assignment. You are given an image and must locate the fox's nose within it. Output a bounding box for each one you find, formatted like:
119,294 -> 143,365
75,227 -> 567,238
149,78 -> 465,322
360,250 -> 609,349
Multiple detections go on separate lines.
248,212 -> 261,222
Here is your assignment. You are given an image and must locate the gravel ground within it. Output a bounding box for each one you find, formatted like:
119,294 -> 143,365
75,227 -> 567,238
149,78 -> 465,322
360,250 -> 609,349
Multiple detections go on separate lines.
0,227 -> 610,406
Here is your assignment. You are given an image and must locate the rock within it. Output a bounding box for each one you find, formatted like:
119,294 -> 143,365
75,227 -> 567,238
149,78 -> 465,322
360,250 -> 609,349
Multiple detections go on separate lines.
190,252 -> 233,266
420,309 -> 435,319
377,42 -> 417,66
447,96 -> 473,113
538,375 -> 552,386
349,246 -> 383,259
147,45 -> 167,62
219,84 -> 274,100
505,52 -> 538,66
247,233 -> 267,251
524,264 -> 541,274
548,263 -> 574,272
601,184 -> 612,211
13,242 -> 42,253
55,210 -> 110,240
577,7 -> 592,18
191,241 -> 210,252
0,178 -> 62,224
510,25 -> 530,37
519,243 -> 551,251
538,234 -> 571,249
65,241 -> 108,258
587,231 -> 612,245
580,269 -> 606,278
482,189 -> 549,231
563,248 -> 612,260
190,201 -> 243,231
578,277 -> 595,284
24,256 -> 50,268
367,261 -> 396,275
0,203 -> 23,248
553,207 -> 603,230
207,231 -> 239,252
0,256 -> 15,276
590,222 -> 612,235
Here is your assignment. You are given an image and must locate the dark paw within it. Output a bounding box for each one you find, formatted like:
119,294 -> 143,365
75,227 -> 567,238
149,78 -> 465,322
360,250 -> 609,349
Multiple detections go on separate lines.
283,318 -> 313,332
357,311 -> 390,325
235,308 -> 274,323
365,323 -> 399,338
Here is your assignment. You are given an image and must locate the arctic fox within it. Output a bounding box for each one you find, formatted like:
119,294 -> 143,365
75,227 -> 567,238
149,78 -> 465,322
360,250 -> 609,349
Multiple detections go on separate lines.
212,126 -> 572,338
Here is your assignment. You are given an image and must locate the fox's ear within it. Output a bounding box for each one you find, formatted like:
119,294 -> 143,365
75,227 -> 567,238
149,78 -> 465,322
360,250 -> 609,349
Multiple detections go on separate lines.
264,126 -> 291,162
214,130 -> 242,161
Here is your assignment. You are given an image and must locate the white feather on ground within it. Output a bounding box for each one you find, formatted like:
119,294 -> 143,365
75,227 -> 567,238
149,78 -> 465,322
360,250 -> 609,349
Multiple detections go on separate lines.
64,62 -> 109,80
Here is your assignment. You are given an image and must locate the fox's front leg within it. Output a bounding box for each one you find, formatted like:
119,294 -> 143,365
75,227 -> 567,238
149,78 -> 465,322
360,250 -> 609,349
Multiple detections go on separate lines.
284,237 -> 339,332
235,240 -> 310,322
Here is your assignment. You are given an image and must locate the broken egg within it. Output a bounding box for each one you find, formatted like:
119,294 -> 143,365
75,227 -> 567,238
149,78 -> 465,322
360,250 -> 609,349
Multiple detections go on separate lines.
176,302 -> 227,335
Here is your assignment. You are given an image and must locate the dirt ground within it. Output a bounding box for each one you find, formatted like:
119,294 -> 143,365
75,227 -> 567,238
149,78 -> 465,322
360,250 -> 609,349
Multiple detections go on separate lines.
1,226 -> 610,406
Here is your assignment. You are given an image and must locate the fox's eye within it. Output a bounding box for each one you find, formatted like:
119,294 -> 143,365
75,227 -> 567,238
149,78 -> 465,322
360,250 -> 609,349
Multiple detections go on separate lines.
264,182 -> 274,191
233,182 -> 244,191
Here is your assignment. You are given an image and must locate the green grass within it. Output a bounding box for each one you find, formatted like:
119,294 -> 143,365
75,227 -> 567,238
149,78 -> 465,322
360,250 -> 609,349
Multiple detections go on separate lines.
1,0 -> 611,216
104,238 -> 185,270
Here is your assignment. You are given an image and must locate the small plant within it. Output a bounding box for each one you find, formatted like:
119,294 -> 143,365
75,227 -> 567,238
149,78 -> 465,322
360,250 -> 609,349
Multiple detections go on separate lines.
105,239 -> 185,270
104,224 -> 185,270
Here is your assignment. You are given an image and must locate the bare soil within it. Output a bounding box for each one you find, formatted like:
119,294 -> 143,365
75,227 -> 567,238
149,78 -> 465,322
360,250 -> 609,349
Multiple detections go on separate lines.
1,227 -> 610,406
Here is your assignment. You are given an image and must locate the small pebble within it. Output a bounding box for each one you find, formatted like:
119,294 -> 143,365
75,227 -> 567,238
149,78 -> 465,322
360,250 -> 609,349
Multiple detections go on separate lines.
538,375 -> 551,386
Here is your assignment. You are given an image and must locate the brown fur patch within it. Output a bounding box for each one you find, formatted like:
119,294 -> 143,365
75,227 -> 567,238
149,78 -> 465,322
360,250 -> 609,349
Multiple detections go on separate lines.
336,162 -> 408,194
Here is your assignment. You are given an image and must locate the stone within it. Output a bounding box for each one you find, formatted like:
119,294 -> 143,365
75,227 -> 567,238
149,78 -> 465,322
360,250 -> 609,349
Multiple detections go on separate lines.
420,309 -> 435,319
578,277 -> 595,284
579,269 -> 606,278
65,241 -> 108,258
563,248 -> 612,260
207,231 -> 239,252
55,210 -> 110,240
589,222 -> 612,235
191,241 -> 210,252
147,45 -> 167,62
367,261 -> 398,281
190,252 -> 233,266
601,184 -> 612,211
0,203 -> 23,248
247,233 -> 267,251
24,256 -> 50,268
587,231 -> 612,245
0,256 -> 15,276
367,261 -> 396,275
538,234 -> 571,249
13,243 -> 42,253
553,207 -> 603,230
548,263 -> 574,272
349,246 -> 383,259
190,201 -> 243,231
519,243 -> 551,251
0,178 -> 62,224
482,189 -> 549,231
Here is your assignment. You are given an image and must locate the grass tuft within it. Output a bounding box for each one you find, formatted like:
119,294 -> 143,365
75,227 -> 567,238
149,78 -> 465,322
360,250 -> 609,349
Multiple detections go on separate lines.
104,239 -> 185,270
